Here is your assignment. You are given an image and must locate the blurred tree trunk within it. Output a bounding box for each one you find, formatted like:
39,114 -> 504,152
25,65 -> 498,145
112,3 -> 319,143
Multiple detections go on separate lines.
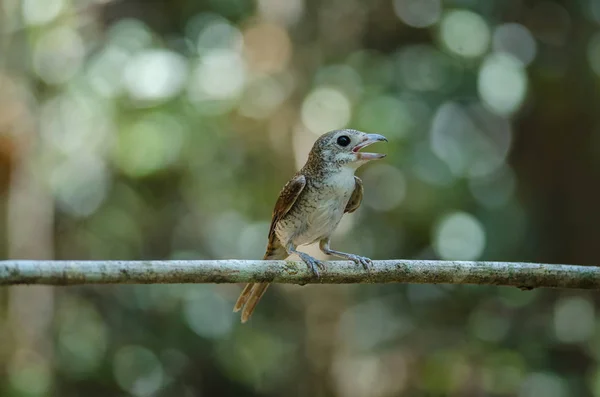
1,2 -> 56,392
511,20 -> 600,264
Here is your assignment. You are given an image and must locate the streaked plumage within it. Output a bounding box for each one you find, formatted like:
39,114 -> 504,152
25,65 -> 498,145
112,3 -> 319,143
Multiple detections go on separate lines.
234,129 -> 387,323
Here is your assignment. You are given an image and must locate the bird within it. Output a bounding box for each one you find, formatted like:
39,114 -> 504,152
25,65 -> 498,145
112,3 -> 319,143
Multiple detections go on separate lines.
233,129 -> 387,323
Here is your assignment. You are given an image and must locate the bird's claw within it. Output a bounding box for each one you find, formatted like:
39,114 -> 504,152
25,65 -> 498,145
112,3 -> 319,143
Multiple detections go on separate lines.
299,253 -> 325,278
347,254 -> 373,272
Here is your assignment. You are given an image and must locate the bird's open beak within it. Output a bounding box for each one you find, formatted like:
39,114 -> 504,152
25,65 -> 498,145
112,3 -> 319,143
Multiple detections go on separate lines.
352,133 -> 388,160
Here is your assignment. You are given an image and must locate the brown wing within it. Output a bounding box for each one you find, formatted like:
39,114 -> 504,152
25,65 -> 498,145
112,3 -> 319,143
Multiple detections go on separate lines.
233,174 -> 306,323
235,174 -> 306,319
266,174 -> 306,246
344,176 -> 363,214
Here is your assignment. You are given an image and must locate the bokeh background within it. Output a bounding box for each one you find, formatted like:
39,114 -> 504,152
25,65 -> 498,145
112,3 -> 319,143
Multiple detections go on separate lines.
1,0 -> 600,395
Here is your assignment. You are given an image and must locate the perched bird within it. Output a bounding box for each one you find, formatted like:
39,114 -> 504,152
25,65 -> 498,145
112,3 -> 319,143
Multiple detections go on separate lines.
233,129 -> 387,323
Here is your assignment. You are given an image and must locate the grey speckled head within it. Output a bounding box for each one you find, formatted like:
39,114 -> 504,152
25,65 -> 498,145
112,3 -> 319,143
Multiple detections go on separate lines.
306,129 -> 388,169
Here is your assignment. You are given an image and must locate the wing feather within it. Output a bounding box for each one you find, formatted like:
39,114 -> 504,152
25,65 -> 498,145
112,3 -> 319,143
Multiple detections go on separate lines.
344,176 -> 363,214
234,174 -> 306,321
266,174 -> 306,245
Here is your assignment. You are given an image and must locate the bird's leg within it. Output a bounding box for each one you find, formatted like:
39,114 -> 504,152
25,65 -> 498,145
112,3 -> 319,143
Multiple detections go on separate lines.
286,243 -> 325,278
319,238 -> 373,271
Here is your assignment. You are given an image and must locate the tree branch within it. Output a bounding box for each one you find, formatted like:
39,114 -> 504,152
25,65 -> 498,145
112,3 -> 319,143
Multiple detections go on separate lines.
1,260 -> 599,289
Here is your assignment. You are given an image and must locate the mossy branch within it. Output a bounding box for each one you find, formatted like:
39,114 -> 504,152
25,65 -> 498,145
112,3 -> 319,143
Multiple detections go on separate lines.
1,260 -> 599,290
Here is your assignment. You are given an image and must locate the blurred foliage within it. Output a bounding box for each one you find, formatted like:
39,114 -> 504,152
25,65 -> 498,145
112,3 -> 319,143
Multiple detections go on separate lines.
2,0 -> 600,396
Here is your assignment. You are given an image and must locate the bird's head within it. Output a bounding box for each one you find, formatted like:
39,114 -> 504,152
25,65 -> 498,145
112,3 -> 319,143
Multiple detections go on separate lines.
308,129 -> 388,170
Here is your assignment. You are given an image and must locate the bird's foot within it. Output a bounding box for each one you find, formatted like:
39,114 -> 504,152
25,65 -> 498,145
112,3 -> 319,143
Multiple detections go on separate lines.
298,252 -> 325,278
346,254 -> 373,272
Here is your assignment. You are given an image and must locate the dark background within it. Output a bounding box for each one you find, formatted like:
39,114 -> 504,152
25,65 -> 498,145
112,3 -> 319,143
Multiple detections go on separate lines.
1,0 -> 600,396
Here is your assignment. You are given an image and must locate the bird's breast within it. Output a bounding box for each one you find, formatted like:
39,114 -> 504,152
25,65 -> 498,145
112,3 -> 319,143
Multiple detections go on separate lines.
276,169 -> 356,246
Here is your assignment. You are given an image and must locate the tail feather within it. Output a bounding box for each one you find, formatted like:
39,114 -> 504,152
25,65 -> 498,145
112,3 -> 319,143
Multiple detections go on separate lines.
241,283 -> 269,323
233,237 -> 287,323
233,283 -> 254,312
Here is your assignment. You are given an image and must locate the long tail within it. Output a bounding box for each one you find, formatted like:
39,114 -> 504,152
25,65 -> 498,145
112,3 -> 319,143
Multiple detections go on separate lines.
233,239 -> 287,323
238,283 -> 270,323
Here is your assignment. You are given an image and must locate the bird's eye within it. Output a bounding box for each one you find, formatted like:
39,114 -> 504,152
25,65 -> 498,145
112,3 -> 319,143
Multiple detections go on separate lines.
336,135 -> 351,147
